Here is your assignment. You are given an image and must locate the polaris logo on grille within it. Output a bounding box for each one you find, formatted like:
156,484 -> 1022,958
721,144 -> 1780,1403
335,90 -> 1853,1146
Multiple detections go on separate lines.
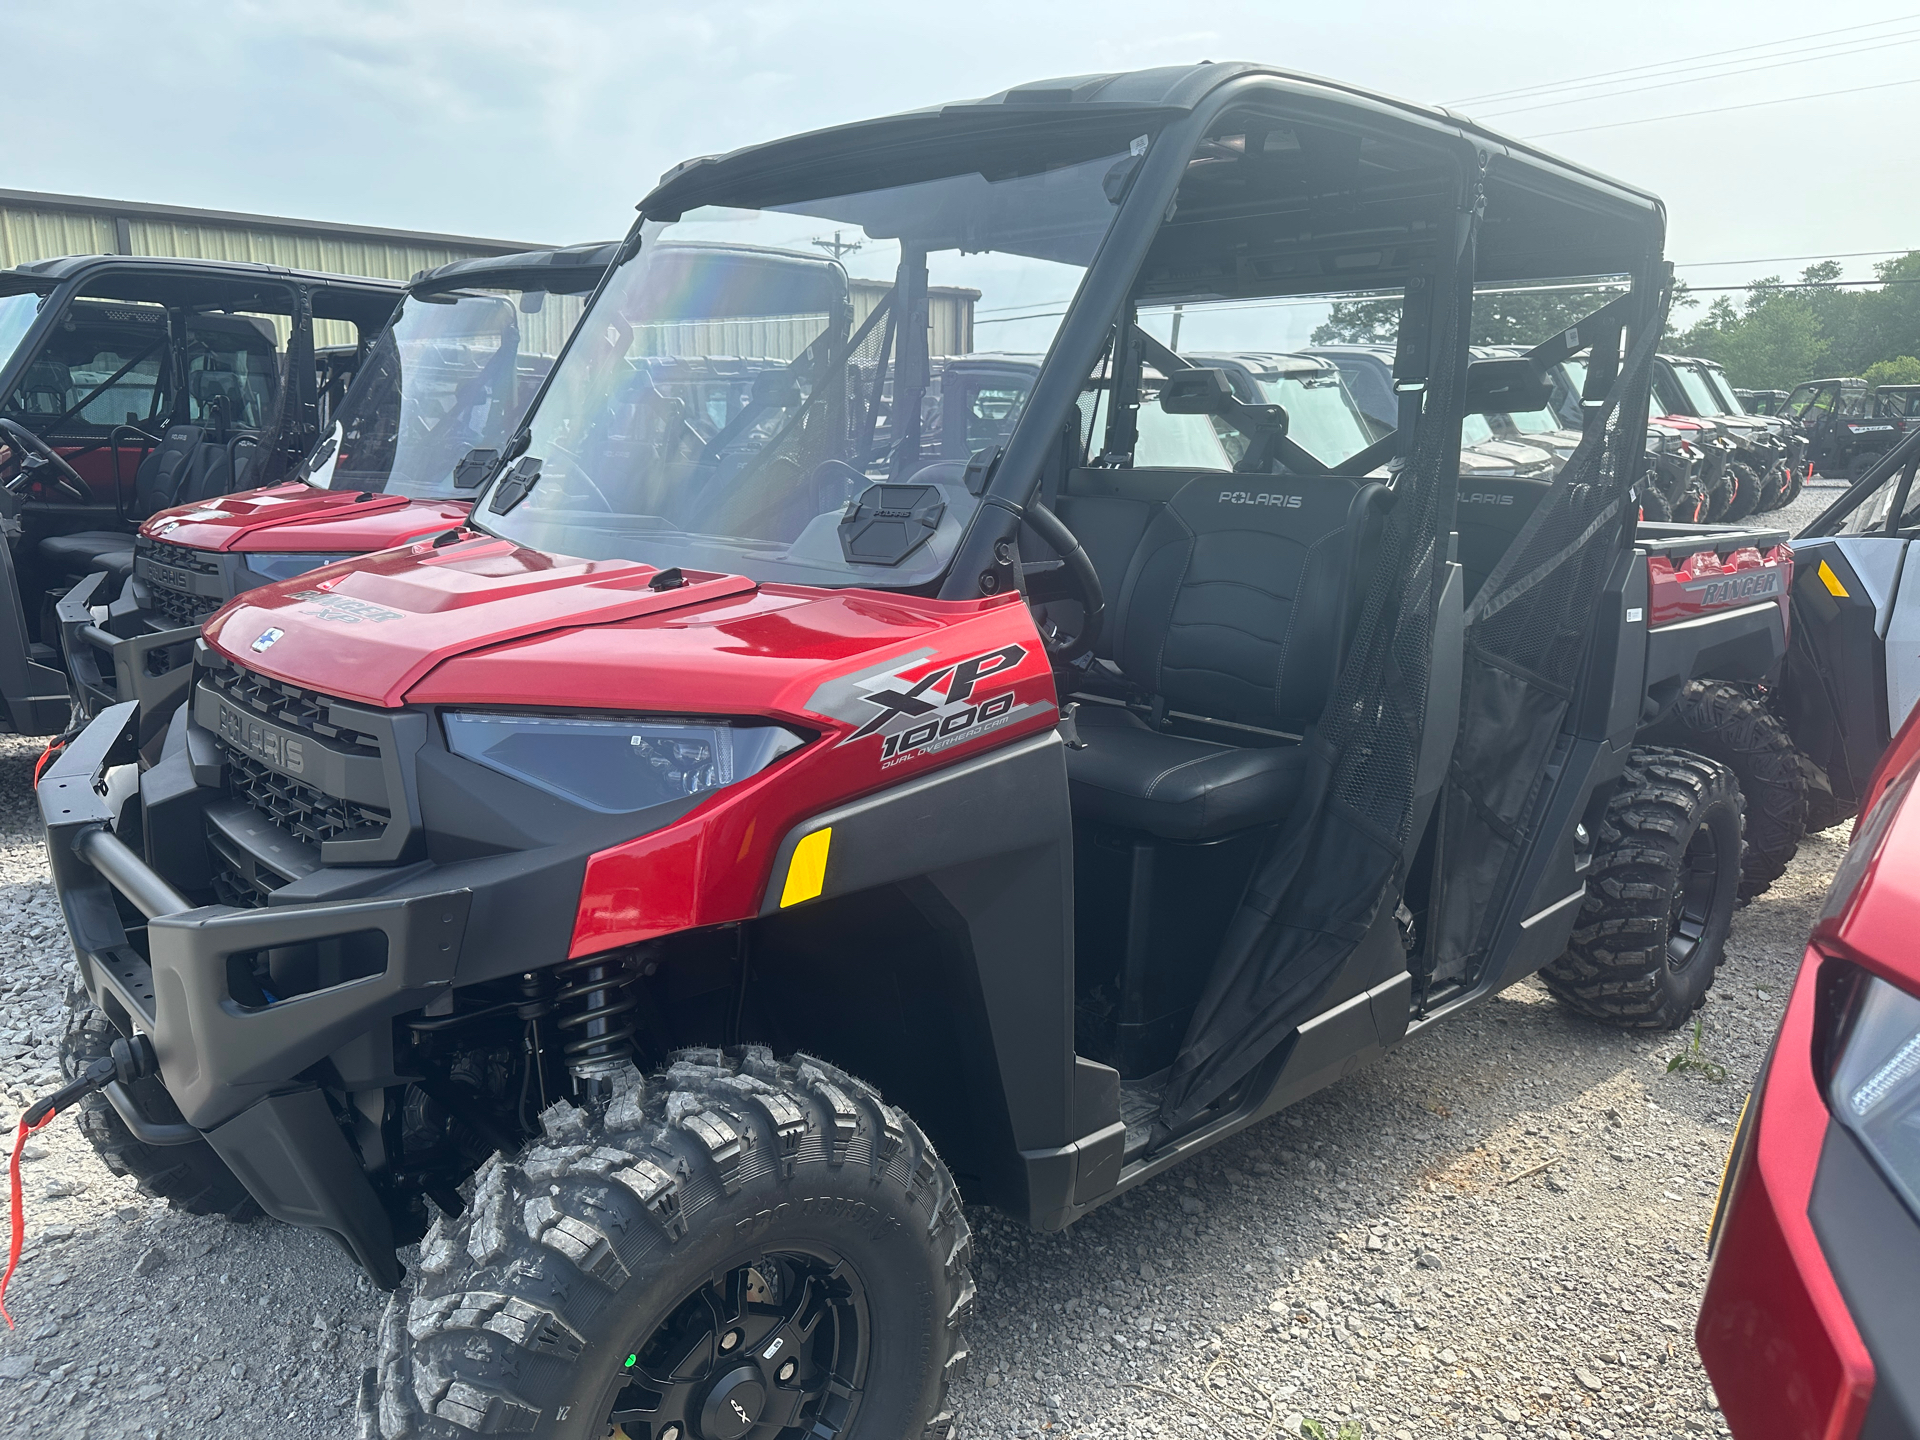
1219,491 -> 1301,507
147,562 -> 195,592
213,700 -> 305,775
251,627 -> 284,653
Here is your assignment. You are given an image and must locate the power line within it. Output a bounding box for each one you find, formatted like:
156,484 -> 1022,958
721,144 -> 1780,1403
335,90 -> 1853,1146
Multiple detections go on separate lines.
1448,12 -> 1920,106
1675,250 -> 1913,269
1524,75 -> 1920,139
1477,32 -> 1920,119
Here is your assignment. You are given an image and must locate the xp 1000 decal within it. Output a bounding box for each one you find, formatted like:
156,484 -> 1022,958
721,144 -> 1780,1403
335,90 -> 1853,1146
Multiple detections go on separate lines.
805,639 -> 1055,768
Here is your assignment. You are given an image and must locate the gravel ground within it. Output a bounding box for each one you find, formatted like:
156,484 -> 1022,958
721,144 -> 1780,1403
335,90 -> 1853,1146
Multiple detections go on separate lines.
0,476 -> 1854,1439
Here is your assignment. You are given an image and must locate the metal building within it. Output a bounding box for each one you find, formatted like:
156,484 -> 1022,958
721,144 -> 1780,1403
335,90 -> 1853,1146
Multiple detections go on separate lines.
0,189 -> 976,356
0,187 -> 538,281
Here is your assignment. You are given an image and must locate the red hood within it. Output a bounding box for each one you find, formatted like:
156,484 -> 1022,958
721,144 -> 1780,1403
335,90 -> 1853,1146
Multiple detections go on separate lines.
203,538 -> 1024,715
142,483 -> 470,553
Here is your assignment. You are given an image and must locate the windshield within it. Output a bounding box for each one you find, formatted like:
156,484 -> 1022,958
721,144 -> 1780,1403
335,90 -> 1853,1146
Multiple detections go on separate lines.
1248,365 -> 1374,465
1462,413 -> 1495,446
1784,384 -> 1828,419
483,140 -> 1137,589
1702,367 -> 1747,413
1503,405 -> 1561,435
314,285 -> 584,499
0,292 -> 43,377
1833,450 -> 1920,536
1672,363 -> 1728,416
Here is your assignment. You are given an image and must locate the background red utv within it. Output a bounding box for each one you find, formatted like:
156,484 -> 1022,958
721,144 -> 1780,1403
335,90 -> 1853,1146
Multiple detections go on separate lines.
1697,702 -> 1920,1440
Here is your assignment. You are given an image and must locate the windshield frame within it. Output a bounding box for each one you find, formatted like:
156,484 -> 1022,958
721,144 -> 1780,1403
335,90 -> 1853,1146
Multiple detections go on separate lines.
0,288 -> 51,383
1671,362 -> 1729,417
467,128 -> 1160,590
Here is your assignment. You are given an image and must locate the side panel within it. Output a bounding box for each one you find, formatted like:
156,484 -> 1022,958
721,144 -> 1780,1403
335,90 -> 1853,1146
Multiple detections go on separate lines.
758,731 -> 1096,1220
1878,541 -> 1920,737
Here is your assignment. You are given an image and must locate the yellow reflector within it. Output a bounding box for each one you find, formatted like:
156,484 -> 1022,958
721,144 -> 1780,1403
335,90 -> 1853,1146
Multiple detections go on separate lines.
779,828 -> 832,908
1818,559 -> 1850,598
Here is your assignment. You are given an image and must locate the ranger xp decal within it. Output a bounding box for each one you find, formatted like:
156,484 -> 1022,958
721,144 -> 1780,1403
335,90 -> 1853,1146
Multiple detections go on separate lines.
805,642 -> 1053,768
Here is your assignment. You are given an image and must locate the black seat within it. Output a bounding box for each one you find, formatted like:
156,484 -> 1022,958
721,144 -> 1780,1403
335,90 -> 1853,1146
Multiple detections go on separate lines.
1454,475 -> 1554,601
1065,472 -> 1388,840
36,423 -> 250,582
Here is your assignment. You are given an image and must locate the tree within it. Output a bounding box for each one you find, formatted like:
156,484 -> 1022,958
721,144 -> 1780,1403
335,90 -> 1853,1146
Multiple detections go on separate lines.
1309,283 -> 1636,347
1672,253 -> 1920,388
1865,356 -> 1920,386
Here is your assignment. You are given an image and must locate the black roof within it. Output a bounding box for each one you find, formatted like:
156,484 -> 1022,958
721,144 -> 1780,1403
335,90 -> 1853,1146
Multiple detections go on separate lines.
411,241 -> 621,297
3,252 -> 403,294
642,62 -> 1664,288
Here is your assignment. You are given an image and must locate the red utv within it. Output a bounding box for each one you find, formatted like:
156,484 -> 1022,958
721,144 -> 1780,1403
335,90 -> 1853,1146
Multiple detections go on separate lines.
42,64 -> 1795,1440
1697,700 -> 1920,1440
0,256 -> 403,735
55,243 -> 618,745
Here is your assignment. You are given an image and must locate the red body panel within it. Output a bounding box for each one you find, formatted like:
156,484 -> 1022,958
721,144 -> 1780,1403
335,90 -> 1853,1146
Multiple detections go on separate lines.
141,483 -> 469,553
1646,543 -> 1793,629
54,443 -> 146,505
201,540 -> 1060,954
1697,744 -> 1920,1440
1695,952 -> 1876,1440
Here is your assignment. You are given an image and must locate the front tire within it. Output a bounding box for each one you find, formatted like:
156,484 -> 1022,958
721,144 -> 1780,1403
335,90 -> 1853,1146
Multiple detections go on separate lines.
1543,747 -> 1743,1029
367,1046 -> 972,1440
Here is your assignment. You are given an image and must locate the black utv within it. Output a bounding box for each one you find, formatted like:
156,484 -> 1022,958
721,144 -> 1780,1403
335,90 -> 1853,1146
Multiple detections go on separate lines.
0,255 -> 402,735
43,63 -> 1787,1440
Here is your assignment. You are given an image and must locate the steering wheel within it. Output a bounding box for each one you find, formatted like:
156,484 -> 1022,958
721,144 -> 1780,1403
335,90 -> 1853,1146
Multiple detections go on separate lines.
0,419 -> 94,503
1020,500 -> 1105,662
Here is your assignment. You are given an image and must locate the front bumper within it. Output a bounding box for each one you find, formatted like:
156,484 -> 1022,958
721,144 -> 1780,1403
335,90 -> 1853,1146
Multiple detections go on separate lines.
56,571 -> 199,741
41,701 -> 471,1285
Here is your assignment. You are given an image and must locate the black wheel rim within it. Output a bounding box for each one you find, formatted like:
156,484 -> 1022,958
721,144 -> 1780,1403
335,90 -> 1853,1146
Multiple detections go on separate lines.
1667,819 -> 1721,971
607,1249 -> 870,1440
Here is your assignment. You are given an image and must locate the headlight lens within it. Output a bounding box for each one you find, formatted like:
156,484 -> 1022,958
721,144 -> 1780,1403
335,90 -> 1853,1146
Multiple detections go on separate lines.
240,552 -> 353,582
442,713 -> 805,813
1828,970 -> 1920,1219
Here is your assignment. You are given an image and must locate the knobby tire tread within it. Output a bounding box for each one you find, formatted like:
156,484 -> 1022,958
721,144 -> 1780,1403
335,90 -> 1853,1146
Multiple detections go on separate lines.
365,1045 -> 973,1440
1542,747 -> 1742,1030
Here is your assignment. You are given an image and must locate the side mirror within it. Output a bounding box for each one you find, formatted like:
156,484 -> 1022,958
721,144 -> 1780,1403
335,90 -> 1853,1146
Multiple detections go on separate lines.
1463,358 -> 1552,416
1158,368 -> 1237,416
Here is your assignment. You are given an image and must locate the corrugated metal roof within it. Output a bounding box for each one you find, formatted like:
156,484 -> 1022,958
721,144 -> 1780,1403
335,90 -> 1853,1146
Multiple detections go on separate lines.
0,187 -> 549,285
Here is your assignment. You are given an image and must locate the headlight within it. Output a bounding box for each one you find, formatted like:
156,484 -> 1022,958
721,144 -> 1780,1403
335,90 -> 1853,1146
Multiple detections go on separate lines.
442,712 -> 806,813
240,552 -> 354,582
1827,969 -> 1920,1218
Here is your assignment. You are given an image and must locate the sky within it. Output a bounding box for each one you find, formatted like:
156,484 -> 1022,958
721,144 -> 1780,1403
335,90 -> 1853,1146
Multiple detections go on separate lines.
5,0 -> 1916,334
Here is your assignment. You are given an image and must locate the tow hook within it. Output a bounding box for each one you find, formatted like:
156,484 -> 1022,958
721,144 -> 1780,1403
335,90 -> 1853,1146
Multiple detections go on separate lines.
0,1033 -> 160,1327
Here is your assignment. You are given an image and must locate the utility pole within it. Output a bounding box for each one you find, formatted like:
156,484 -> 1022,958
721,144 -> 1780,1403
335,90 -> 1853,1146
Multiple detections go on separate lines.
812,231 -> 863,262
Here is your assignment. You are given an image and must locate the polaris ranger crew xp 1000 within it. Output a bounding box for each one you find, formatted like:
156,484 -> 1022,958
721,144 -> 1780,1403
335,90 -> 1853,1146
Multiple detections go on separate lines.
42,64 -> 1776,1440
0,255 -> 402,735
55,243 -> 617,743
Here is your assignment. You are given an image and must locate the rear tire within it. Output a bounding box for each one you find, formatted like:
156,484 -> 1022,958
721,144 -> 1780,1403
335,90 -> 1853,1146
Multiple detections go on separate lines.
1637,484 -> 1672,523
1641,681 -> 1806,900
367,1046 -> 971,1440
1543,747 -> 1743,1029
59,983 -> 259,1220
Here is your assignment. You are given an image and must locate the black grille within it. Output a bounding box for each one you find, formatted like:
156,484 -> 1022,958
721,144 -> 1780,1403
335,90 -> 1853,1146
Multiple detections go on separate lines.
205,665 -> 380,754
224,750 -> 389,847
207,662 -> 390,849
136,537 -> 225,626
